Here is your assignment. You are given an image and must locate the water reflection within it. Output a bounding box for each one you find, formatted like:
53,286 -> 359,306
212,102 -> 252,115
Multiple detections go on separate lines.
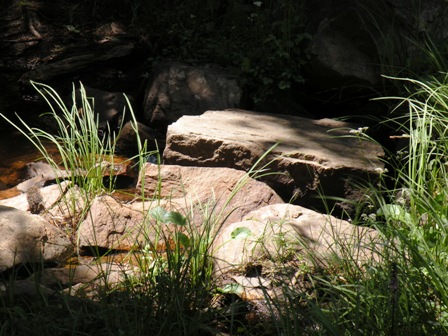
0,71 -> 48,192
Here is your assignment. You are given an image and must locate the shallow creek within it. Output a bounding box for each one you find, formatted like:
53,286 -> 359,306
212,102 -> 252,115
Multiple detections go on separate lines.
0,132 -> 53,196
0,71 -> 42,197
0,71 -> 136,200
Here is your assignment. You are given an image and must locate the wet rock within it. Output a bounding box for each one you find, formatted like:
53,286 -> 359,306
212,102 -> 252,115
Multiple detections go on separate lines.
0,205 -> 73,272
163,109 -> 384,210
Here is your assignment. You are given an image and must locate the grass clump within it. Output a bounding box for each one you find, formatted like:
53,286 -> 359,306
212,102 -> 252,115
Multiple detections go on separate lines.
298,76 -> 448,335
2,81 -> 119,196
0,81 -> 151,208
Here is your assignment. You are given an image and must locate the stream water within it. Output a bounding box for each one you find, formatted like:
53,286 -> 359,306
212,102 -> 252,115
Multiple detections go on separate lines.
0,71 -> 43,195
0,71 -> 138,201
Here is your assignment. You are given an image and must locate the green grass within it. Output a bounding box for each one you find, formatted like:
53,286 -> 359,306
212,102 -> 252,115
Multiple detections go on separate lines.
0,81 -> 285,335
298,75 -> 448,335
4,74 -> 448,334
2,81 -> 126,197
1,81 -> 154,225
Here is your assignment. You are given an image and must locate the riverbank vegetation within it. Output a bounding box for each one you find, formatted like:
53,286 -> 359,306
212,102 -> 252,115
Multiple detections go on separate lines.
2,76 -> 448,335
2,1 -> 448,335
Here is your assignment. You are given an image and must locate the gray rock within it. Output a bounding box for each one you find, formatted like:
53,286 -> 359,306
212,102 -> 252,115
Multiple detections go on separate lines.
17,162 -> 69,193
143,62 -> 241,131
163,109 -> 384,209
0,206 -> 73,272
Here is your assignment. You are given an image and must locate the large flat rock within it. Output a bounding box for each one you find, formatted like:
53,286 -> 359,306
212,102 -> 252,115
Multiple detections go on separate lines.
163,109 -> 384,209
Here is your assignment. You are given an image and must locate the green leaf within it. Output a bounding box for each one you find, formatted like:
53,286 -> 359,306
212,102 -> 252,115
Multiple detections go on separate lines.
163,211 -> 187,226
175,232 -> 190,248
279,80 -> 290,90
149,206 -> 167,222
377,204 -> 412,223
217,283 -> 244,296
149,207 -> 186,226
231,227 -> 252,240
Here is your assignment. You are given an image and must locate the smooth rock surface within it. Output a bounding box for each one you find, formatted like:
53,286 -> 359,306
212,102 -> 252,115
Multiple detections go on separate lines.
0,182 -> 85,230
78,163 -> 283,251
163,109 -> 384,208
77,195 -> 145,252
213,203 -> 379,275
0,205 -> 73,271
136,163 -> 283,226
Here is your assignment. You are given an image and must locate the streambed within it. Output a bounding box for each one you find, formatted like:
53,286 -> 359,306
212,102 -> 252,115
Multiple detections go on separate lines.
0,71 -> 44,195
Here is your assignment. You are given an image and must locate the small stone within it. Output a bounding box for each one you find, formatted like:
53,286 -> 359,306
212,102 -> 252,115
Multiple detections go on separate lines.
26,185 -> 44,214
